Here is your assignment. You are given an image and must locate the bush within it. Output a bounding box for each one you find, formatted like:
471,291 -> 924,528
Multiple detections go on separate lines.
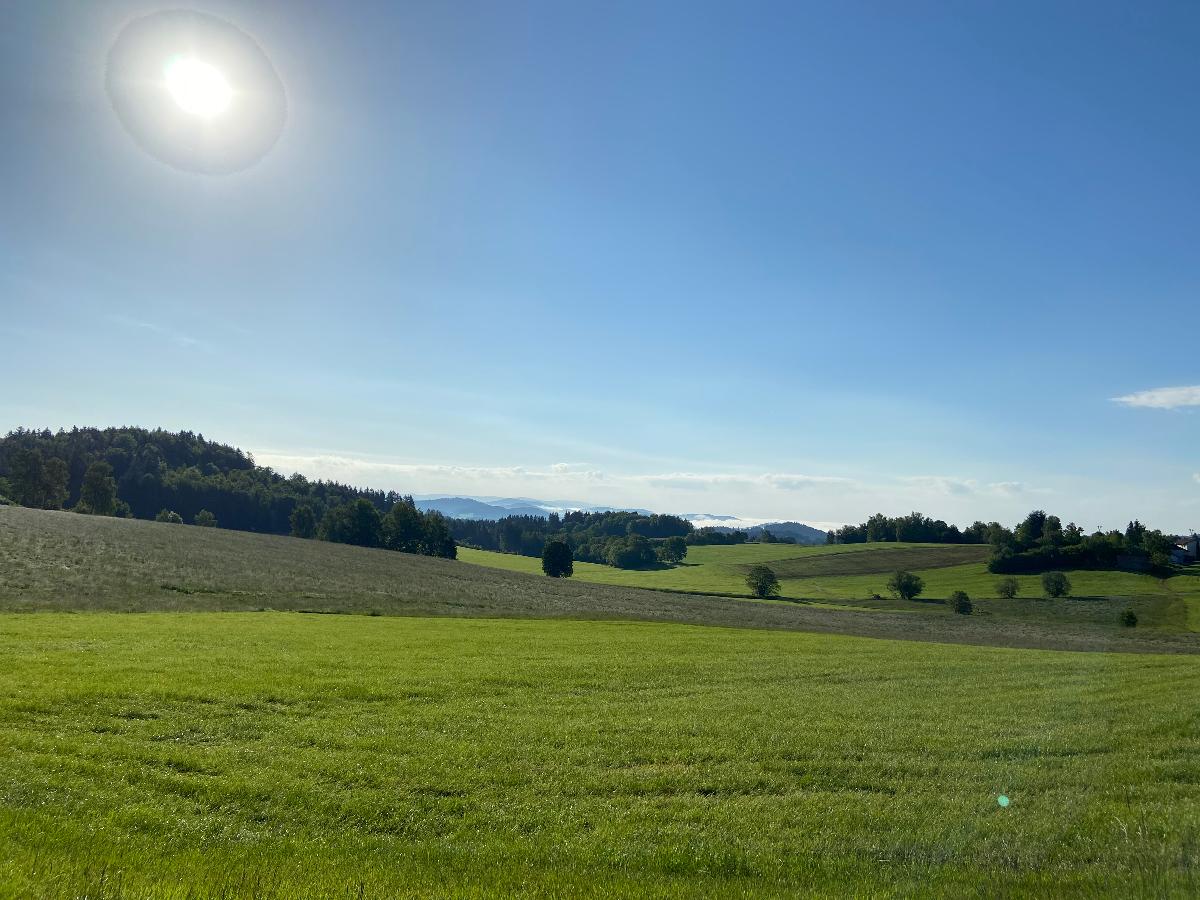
155,509 -> 183,524
541,540 -> 574,578
194,509 -> 218,528
745,565 -> 780,599
887,570 -> 925,601
1119,608 -> 1138,628
995,577 -> 1019,599
950,590 -> 973,615
656,536 -> 688,564
1041,571 -> 1071,598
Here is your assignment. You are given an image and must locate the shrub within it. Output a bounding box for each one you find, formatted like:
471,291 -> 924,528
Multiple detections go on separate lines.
745,565 -> 781,599
194,510 -> 218,528
541,540 -> 574,578
887,570 -> 925,601
1041,571 -> 1071,598
155,509 -> 183,524
995,577 -> 1019,599
950,590 -> 973,615
656,536 -> 688,564
1119,608 -> 1138,628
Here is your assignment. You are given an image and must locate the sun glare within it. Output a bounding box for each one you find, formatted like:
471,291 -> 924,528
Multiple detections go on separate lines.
164,57 -> 233,118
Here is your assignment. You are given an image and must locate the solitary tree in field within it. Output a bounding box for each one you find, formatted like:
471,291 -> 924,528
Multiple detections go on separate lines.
887,570 -> 925,601
995,577 -> 1019,600
950,590 -> 973,615
1041,571 -> 1071,598
290,504 -> 317,539
79,461 -> 118,516
155,509 -> 183,524
745,565 -> 781,598
1119,608 -> 1138,627
194,509 -> 218,528
541,540 -> 574,578
657,536 -> 688,565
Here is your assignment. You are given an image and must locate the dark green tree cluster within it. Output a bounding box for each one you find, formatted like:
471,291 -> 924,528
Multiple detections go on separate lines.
450,510 -> 693,570
986,511 -> 1177,575
0,428 -> 456,560
828,512 -> 986,545
686,527 -> 749,546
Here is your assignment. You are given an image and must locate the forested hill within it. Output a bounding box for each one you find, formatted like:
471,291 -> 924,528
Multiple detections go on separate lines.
0,427 -> 399,535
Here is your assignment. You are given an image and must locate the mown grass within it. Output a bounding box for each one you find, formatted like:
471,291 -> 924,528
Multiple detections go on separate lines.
1,613 -> 1198,898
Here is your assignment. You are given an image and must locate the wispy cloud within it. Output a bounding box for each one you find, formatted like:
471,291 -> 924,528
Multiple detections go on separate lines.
110,315 -> 208,351
1194,473 -> 1200,486
903,477 -> 1027,497
1112,385 -> 1200,409
634,472 -> 855,491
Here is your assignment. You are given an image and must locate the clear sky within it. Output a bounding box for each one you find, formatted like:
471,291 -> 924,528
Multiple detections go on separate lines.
3,1 -> 1198,531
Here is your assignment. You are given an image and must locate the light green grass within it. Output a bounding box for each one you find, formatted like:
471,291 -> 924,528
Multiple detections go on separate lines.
458,544 -> 1200,632
1,612 -> 1198,898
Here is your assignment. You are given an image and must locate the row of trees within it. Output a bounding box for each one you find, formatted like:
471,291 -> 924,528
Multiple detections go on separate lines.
828,512 -> 990,545
986,512 -> 1178,574
0,428 -> 456,560
451,510 -> 694,569
826,507 -> 1184,576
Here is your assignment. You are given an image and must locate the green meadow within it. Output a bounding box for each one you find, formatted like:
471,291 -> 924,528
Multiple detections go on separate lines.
458,542 -> 1200,633
2,506 -> 1199,897
2,613 -> 1199,898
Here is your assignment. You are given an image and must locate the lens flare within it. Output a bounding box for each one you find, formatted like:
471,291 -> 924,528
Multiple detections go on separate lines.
106,10 -> 286,174
164,57 -> 233,118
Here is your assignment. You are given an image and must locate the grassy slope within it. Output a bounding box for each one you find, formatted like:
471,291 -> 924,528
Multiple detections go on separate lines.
5,505 -> 1196,653
458,542 -> 1200,633
2,613 -> 1198,899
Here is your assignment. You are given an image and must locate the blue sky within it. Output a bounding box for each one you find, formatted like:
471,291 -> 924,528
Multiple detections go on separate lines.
2,0 -> 1198,531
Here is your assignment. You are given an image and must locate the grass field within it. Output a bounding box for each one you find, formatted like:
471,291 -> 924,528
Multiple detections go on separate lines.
458,542 -> 1200,635
3,506 -> 1200,897
2,613 -> 1198,898
6,506 -> 1195,653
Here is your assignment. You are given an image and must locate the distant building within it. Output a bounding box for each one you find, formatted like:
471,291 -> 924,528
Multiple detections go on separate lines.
1172,535 -> 1199,565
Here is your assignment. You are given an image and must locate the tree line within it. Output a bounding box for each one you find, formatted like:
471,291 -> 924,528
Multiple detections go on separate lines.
828,507 -> 1183,574
0,427 -> 454,559
450,509 -> 694,569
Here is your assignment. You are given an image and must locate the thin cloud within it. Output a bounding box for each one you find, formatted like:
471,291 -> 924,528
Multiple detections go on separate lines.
635,472 -> 854,491
1112,385 -> 1200,409
110,315 -> 208,351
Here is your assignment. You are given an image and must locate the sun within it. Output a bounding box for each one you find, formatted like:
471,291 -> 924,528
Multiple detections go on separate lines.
163,57 -> 233,118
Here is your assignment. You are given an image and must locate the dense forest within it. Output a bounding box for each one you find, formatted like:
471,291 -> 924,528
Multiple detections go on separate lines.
450,510 -> 695,568
830,508 -> 1183,574
0,427 -> 455,559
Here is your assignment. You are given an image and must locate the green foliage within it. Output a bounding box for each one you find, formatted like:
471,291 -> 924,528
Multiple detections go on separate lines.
830,512 -> 978,546
995,577 -> 1019,599
887,570 -> 925,601
194,509 -> 218,528
656,536 -> 688,564
155,509 -> 183,524
1041,571 -> 1071,598
745,565 -> 780,598
950,590 -> 973,615
541,540 -> 573,578
319,499 -> 383,548
688,527 -> 749,546
79,461 -> 118,516
606,535 -> 658,569
290,504 -> 317,539
1120,608 -> 1138,627
452,510 -> 694,568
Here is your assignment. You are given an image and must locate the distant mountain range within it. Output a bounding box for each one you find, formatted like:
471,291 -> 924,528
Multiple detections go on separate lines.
413,496 -> 827,544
